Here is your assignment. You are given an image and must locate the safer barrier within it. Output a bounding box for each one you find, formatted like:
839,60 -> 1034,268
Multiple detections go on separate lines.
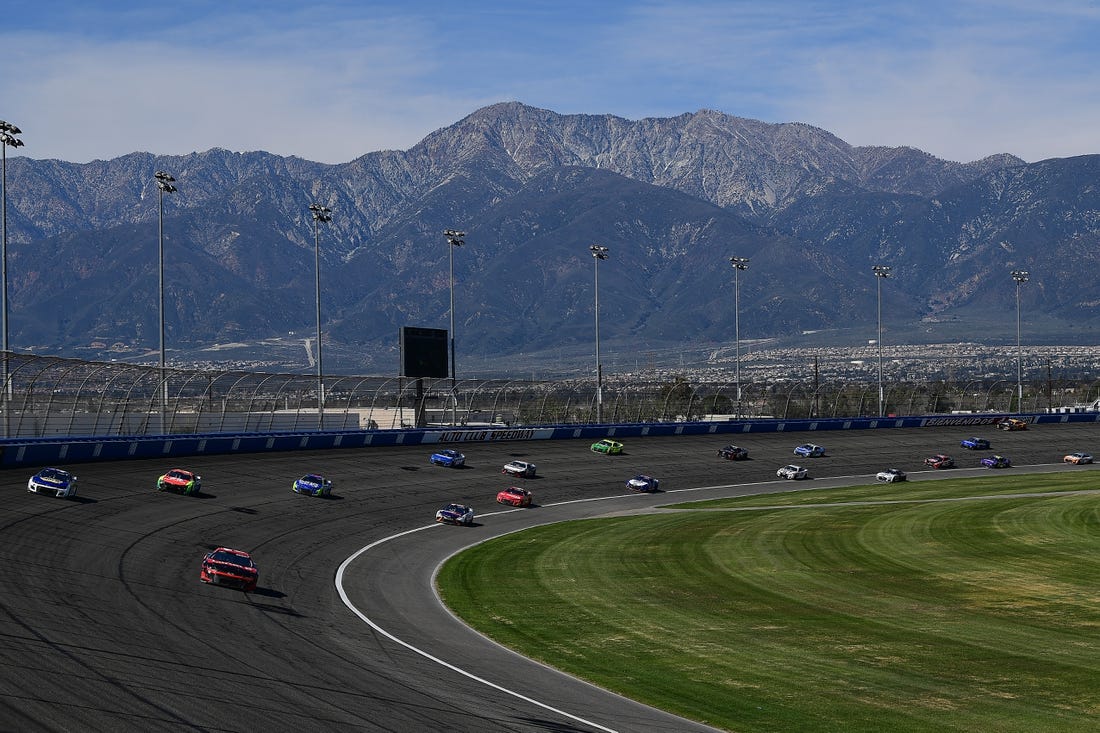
3,412 -> 1098,469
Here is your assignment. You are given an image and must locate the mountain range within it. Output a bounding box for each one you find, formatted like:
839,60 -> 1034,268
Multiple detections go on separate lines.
2,101 -> 1097,376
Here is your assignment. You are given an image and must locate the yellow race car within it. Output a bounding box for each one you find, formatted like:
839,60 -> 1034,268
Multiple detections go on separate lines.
590,438 -> 623,455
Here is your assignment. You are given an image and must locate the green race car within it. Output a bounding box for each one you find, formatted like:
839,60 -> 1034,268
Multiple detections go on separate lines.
157,468 -> 202,495
590,439 -> 623,455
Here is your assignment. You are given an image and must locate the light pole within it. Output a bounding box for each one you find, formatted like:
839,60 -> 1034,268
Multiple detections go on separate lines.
0,121 -> 23,436
154,171 -> 176,429
1012,269 -> 1029,411
730,257 -> 749,417
590,245 -> 609,423
310,203 -> 333,428
0,121 -> 22,358
0,121 -> 23,437
872,264 -> 892,417
443,229 -> 465,426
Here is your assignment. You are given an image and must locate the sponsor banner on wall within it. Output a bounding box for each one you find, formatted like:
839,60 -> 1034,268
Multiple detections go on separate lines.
919,416 -> 1015,427
424,428 -> 556,443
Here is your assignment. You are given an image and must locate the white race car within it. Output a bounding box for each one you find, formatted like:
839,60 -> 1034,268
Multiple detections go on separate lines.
502,460 -> 537,478
875,468 -> 907,483
28,467 -> 78,498
435,503 -> 475,525
625,474 -> 660,492
776,464 -> 808,480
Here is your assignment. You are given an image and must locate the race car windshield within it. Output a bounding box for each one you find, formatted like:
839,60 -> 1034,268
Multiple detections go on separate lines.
210,552 -> 253,567
39,468 -> 69,480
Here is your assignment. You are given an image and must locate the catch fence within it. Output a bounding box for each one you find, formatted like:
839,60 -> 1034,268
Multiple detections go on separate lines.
0,352 -> 1095,438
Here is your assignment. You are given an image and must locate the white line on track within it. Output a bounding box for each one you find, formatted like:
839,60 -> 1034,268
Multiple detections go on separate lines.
330,475 -> 913,733
333,480 -> 820,732
335,520 -> 622,733
335,465 -> 1086,732
333,483 -> 780,733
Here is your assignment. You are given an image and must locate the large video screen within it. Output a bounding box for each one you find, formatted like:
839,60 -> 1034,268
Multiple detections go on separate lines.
399,326 -> 449,378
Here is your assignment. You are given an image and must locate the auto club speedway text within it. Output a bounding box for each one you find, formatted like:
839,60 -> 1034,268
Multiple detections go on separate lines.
435,428 -> 548,443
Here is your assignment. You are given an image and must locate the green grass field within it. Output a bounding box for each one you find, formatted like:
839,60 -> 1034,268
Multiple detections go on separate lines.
436,474 -> 1100,732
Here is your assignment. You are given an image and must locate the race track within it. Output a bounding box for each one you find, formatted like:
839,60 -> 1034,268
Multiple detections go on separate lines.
2,422 -> 1096,732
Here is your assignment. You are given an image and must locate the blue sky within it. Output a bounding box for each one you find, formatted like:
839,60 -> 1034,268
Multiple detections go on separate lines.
3,0 -> 1098,164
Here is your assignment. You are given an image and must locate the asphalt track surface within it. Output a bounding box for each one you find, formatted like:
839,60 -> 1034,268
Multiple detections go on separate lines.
3,422 -> 1099,732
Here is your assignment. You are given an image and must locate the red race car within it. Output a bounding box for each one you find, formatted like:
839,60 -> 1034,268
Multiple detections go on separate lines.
157,468 -> 202,495
923,454 -> 955,469
200,547 -> 259,592
496,486 -> 533,507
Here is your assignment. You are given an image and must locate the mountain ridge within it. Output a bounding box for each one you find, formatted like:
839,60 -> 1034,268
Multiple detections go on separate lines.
0,102 -> 1090,375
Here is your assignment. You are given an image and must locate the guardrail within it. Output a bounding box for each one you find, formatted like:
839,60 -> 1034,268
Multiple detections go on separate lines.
3,412 -> 1097,468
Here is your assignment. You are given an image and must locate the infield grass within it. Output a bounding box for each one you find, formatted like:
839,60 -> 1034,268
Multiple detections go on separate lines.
436,474 -> 1100,732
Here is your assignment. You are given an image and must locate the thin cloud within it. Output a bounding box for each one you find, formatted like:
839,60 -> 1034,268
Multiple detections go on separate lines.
595,0 -> 1100,161
1,0 -> 1097,163
3,20 -> 469,162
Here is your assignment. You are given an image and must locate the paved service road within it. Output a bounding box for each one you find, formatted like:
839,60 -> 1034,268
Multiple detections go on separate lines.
1,423 -> 1096,732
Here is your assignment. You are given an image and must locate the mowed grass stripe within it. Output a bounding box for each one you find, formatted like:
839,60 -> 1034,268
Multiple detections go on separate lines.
437,475 -> 1100,732
673,473 -> 1100,508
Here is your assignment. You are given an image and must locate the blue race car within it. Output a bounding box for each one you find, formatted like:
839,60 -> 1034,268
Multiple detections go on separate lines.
980,454 -> 1012,469
794,443 -> 826,457
430,449 -> 466,468
292,473 -> 333,497
28,467 -> 78,498
960,437 -> 990,450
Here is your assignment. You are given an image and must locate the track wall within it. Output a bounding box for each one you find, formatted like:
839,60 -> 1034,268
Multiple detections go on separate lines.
3,413 -> 1098,468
